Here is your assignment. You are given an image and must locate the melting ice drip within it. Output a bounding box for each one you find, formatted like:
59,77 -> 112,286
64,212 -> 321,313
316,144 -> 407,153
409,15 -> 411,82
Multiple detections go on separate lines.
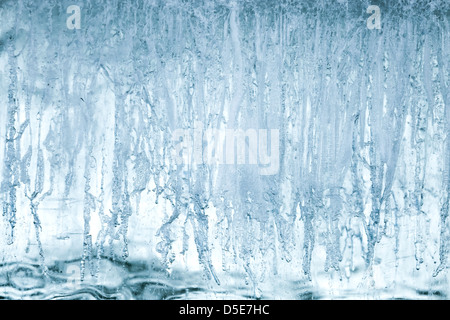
0,0 -> 449,299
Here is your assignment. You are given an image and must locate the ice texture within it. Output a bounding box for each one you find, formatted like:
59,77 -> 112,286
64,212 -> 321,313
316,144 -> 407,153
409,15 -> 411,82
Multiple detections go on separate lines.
0,0 -> 449,299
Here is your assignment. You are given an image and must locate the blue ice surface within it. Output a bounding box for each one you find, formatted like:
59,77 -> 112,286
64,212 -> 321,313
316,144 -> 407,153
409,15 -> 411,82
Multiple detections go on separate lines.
0,0 -> 448,299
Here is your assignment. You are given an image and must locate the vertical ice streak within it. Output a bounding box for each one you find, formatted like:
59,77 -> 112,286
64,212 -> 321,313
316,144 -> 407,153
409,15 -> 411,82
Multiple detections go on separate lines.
435,15 -> 450,276
2,28 -> 19,245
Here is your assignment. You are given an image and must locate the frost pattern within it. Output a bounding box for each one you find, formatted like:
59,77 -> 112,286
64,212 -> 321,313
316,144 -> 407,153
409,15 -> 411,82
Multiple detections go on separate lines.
0,0 -> 449,299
